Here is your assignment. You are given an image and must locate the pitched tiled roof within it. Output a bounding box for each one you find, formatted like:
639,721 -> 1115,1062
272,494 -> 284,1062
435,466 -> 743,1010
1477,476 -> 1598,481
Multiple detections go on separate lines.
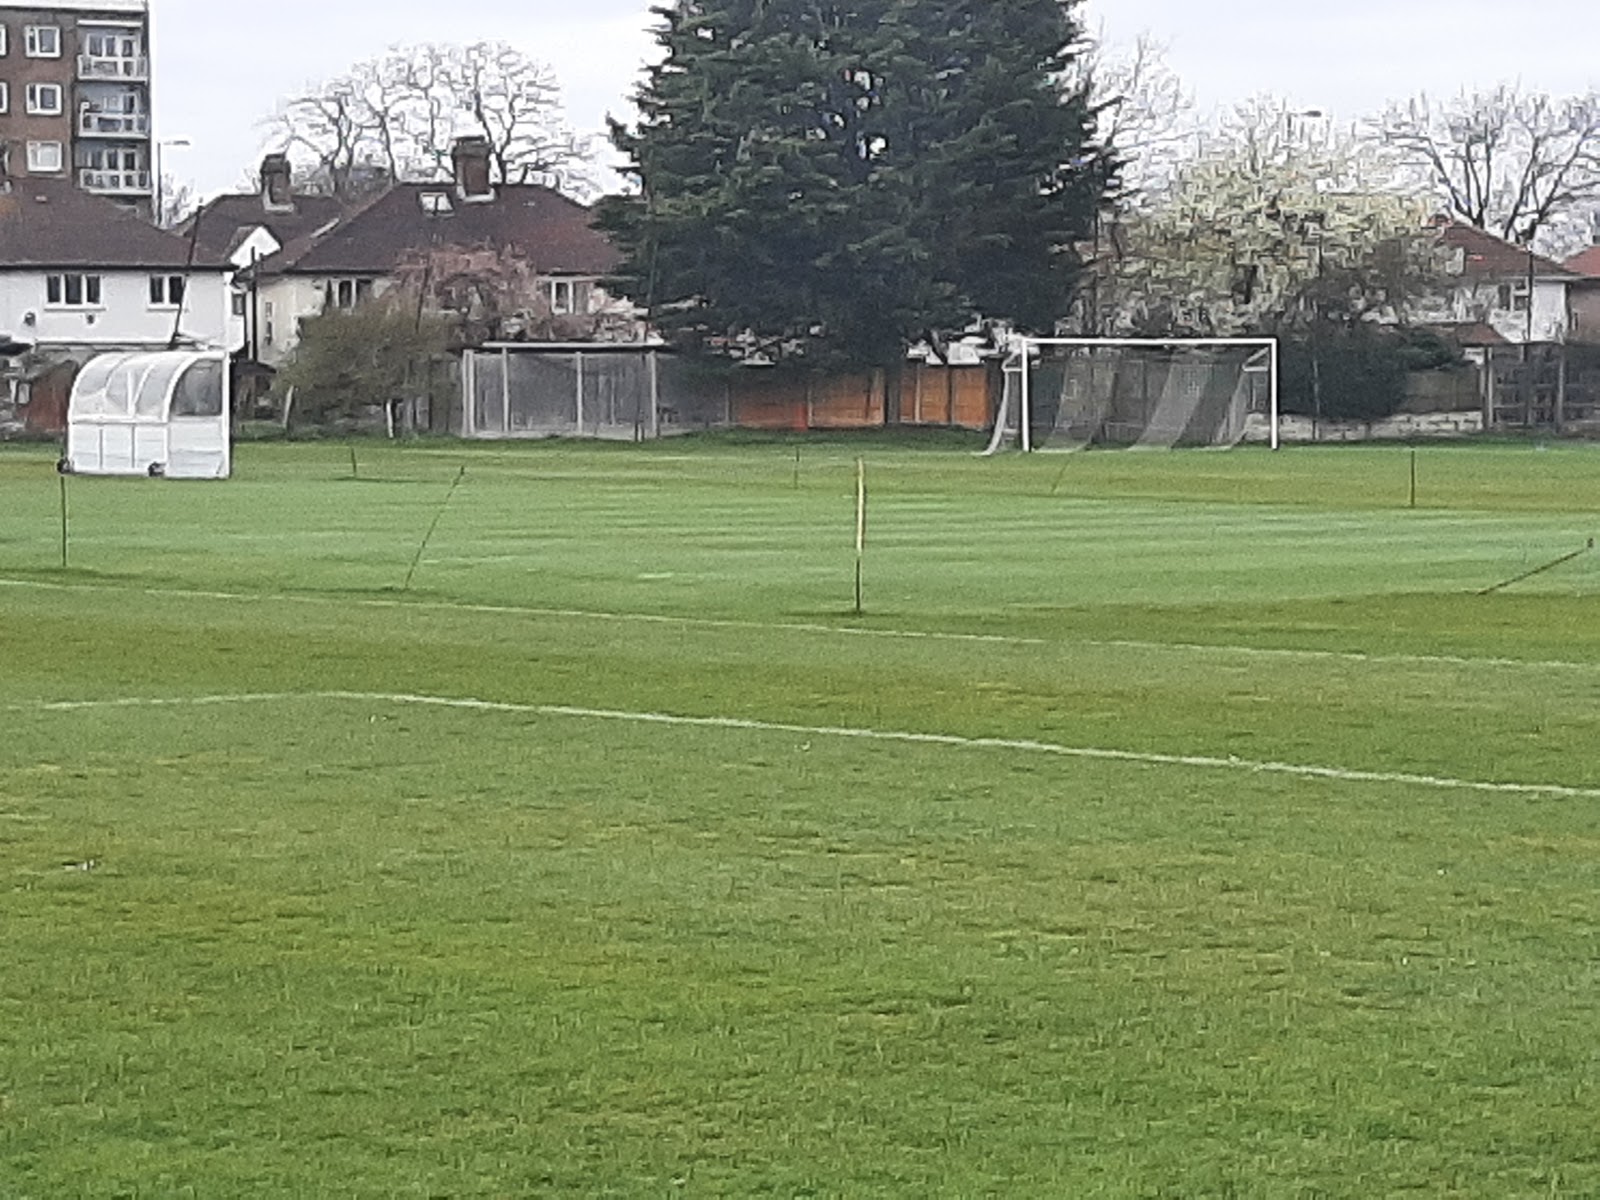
267,184 -> 620,277
1438,220 -> 1576,279
1565,246 -> 1600,278
185,192 -> 348,263
0,181 -> 226,271
1426,320 -> 1509,347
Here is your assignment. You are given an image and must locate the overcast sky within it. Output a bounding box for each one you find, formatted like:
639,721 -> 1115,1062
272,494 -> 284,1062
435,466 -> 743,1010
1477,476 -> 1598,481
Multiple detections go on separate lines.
151,0 -> 1597,199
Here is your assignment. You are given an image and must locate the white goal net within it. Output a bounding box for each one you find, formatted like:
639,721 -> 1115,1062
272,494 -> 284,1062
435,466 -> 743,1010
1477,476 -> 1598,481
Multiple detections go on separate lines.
983,337 -> 1279,453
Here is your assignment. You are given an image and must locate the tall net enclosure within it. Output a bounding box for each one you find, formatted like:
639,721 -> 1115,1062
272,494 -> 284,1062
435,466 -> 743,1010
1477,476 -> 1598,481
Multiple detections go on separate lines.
984,339 -> 1277,453
463,347 -> 732,439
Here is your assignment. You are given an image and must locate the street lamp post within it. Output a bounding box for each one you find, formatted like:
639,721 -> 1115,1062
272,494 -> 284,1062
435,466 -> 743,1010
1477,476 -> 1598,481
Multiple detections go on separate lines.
1283,109 -> 1324,438
152,137 -> 192,227
1283,108 -> 1325,143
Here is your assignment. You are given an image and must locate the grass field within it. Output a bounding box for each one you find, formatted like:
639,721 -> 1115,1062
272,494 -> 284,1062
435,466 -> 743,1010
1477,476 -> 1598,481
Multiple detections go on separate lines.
2,436 -> 1598,1197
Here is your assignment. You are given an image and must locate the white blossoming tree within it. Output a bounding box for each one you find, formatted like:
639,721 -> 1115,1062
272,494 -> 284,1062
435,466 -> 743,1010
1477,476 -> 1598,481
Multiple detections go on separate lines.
1108,98 -> 1443,337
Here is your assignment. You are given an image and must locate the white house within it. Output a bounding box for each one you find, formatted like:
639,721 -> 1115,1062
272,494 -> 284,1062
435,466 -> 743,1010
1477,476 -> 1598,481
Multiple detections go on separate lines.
0,179 -> 231,353
1422,220 -> 1579,346
183,154 -> 347,358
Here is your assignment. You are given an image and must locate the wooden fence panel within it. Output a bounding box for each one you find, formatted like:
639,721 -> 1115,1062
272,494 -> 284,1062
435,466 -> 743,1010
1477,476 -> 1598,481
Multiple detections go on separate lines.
730,370 -> 885,430
809,371 -> 884,428
899,364 -> 994,429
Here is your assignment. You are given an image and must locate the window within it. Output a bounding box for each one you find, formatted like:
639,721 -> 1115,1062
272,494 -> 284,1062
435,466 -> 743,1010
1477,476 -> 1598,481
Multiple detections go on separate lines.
83,31 -> 141,59
0,83 -> 8,115
231,291 -> 247,318
324,278 -> 373,310
420,191 -> 454,215
149,275 -> 186,307
81,144 -> 142,171
1497,281 -> 1531,313
549,279 -> 589,316
26,141 -> 63,173
24,25 -> 60,58
171,360 -> 224,418
25,82 -> 62,115
46,273 -> 103,308
0,25 -> 8,56
263,301 -> 275,347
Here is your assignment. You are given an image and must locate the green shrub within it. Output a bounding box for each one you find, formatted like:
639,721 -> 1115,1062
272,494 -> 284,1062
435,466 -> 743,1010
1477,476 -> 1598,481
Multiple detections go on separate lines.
1277,325 -> 1450,423
276,301 -> 450,425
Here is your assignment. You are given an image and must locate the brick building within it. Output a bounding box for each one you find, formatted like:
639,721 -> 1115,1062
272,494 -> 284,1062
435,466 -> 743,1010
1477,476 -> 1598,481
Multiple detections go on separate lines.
0,0 -> 152,216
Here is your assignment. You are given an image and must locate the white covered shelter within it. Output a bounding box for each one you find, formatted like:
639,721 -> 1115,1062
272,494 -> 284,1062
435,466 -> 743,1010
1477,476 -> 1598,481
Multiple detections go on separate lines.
64,352 -> 231,479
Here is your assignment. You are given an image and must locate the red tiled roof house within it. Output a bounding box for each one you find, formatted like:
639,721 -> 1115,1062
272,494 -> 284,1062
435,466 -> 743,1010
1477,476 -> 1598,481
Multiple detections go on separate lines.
187,139 -> 628,367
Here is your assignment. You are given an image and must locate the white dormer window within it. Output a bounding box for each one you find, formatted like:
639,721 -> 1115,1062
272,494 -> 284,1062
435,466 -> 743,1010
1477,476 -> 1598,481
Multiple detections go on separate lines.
548,279 -> 591,316
0,26 -> 8,57
25,26 -> 61,58
420,191 -> 454,215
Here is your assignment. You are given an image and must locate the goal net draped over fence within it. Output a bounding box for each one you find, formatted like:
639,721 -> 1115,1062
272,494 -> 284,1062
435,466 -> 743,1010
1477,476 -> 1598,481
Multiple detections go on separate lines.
985,338 -> 1279,453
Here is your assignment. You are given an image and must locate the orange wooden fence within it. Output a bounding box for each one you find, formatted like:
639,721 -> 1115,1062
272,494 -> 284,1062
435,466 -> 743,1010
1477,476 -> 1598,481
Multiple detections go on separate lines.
899,363 -> 994,429
727,364 -> 993,432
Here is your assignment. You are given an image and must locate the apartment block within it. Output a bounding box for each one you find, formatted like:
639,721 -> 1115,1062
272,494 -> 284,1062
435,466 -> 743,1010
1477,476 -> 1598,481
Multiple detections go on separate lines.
0,0 -> 151,215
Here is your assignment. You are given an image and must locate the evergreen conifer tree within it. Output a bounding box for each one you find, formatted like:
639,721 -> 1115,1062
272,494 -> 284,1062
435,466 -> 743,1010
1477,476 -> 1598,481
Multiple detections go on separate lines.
597,0 -> 1107,369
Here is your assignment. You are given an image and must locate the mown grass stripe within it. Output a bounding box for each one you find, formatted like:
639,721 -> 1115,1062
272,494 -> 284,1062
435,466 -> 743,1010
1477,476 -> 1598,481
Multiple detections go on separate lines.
6,575 -> 1600,673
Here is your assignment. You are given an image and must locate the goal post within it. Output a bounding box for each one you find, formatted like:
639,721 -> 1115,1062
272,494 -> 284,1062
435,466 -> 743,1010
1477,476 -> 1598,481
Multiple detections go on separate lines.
983,337 -> 1280,453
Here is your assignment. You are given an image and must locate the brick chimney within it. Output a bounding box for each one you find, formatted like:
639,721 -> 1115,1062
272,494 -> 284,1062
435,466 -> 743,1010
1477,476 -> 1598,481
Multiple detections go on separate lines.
452,137 -> 495,203
260,153 -> 294,214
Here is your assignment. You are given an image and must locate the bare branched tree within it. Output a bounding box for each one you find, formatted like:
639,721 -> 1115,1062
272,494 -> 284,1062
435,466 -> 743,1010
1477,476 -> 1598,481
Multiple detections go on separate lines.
270,76 -> 372,201
1373,85 -> 1600,248
447,42 -> 588,190
1075,33 -> 1197,206
261,42 -> 595,202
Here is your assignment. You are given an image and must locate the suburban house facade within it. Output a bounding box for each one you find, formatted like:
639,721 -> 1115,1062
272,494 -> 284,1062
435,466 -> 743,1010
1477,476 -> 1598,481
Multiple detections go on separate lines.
185,153 -> 347,357
1421,220 -> 1578,347
0,178 -> 230,432
0,0 -> 154,218
1565,244 -> 1600,345
1408,220 -> 1597,429
186,140 -> 631,369
0,179 -> 228,348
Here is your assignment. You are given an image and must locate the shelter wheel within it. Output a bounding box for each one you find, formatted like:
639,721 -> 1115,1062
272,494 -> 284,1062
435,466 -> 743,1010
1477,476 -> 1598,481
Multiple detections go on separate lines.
56,457 -> 72,475
148,462 -> 166,478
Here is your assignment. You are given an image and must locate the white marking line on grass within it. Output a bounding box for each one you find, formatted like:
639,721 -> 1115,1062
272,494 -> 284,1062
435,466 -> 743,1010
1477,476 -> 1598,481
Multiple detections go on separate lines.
11,690 -> 1600,802
1087,638 -> 1600,675
3,575 -> 1599,673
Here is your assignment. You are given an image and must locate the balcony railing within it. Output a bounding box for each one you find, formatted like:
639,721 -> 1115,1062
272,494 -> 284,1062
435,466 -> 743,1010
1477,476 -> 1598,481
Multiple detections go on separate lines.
79,110 -> 151,137
79,168 -> 152,194
78,55 -> 149,81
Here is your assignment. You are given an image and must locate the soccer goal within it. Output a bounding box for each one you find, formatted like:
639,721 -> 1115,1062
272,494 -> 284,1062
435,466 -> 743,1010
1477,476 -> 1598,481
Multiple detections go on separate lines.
982,337 -> 1280,453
